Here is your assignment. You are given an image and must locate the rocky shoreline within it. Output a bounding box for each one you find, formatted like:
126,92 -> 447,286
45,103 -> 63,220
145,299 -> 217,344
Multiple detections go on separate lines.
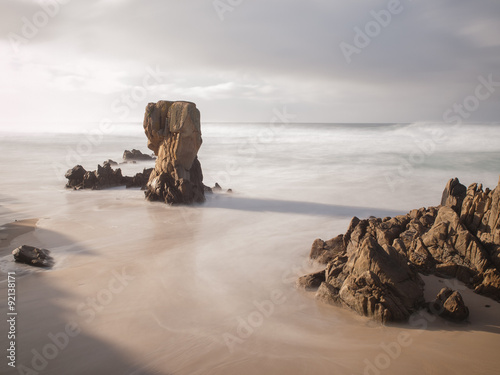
298,177 -> 500,323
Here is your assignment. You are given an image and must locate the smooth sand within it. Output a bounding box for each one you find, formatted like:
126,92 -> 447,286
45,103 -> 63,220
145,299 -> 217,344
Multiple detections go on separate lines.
0,218 -> 39,255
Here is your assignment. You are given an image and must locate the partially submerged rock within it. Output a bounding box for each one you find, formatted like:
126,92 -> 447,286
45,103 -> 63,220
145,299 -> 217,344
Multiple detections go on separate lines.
65,162 -> 153,190
203,182 -> 233,195
123,149 -> 155,161
121,168 -> 154,189
300,177 -> 500,323
65,165 -> 86,188
12,245 -> 54,268
143,101 -> 205,205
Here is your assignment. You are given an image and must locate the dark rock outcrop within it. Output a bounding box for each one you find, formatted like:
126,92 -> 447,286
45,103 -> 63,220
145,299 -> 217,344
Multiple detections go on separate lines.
65,165 -> 87,188
123,149 -> 155,161
431,287 -> 469,322
65,162 -> 153,190
299,177 -> 500,323
143,101 -> 205,205
121,168 -> 154,189
12,245 -> 54,268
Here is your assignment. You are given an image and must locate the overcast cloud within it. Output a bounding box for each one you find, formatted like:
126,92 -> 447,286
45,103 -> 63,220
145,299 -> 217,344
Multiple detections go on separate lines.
1,0 -> 499,130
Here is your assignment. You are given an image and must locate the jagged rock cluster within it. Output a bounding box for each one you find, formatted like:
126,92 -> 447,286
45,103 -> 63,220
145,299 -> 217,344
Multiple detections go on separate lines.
298,177 -> 500,323
65,162 -> 152,190
143,101 -> 205,204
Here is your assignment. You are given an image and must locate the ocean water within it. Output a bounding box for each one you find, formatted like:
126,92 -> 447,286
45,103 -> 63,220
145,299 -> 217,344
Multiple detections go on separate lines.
1,122 -> 500,374
1,122 -> 499,220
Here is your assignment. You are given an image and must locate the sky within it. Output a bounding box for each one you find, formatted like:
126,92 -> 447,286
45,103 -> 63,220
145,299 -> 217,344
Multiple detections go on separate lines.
0,0 -> 499,131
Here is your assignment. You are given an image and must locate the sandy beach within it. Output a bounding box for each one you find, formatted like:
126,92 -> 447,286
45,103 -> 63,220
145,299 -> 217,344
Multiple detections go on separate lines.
0,122 -> 500,374
1,179 -> 500,374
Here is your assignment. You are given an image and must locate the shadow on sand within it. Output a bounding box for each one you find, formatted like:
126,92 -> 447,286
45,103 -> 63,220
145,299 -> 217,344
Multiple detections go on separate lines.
204,194 -> 406,219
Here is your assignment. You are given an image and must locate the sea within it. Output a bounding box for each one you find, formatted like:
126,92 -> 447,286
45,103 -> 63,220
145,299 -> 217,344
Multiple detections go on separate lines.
0,122 -> 499,375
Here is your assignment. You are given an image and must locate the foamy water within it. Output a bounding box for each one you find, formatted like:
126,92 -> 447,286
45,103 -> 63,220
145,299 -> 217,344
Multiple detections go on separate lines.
1,122 -> 500,374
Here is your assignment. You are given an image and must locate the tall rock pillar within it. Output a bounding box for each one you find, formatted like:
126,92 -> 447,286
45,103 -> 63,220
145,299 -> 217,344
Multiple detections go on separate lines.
143,100 -> 205,204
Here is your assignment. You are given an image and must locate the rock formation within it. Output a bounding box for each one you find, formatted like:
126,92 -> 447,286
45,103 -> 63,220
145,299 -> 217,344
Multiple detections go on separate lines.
431,287 -> 469,322
143,101 -> 205,204
299,177 -> 500,323
65,162 -> 152,190
123,149 -> 155,161
13,245 -> 54,268
441,177 -> 466,214
103,159 -> 118,166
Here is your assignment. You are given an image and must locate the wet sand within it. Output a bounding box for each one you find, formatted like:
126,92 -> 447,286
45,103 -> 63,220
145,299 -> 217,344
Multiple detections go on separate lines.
0,219 -> 39,253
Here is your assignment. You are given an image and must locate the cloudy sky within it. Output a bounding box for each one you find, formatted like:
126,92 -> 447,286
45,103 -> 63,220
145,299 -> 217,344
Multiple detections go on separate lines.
1,0 -> 499,131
